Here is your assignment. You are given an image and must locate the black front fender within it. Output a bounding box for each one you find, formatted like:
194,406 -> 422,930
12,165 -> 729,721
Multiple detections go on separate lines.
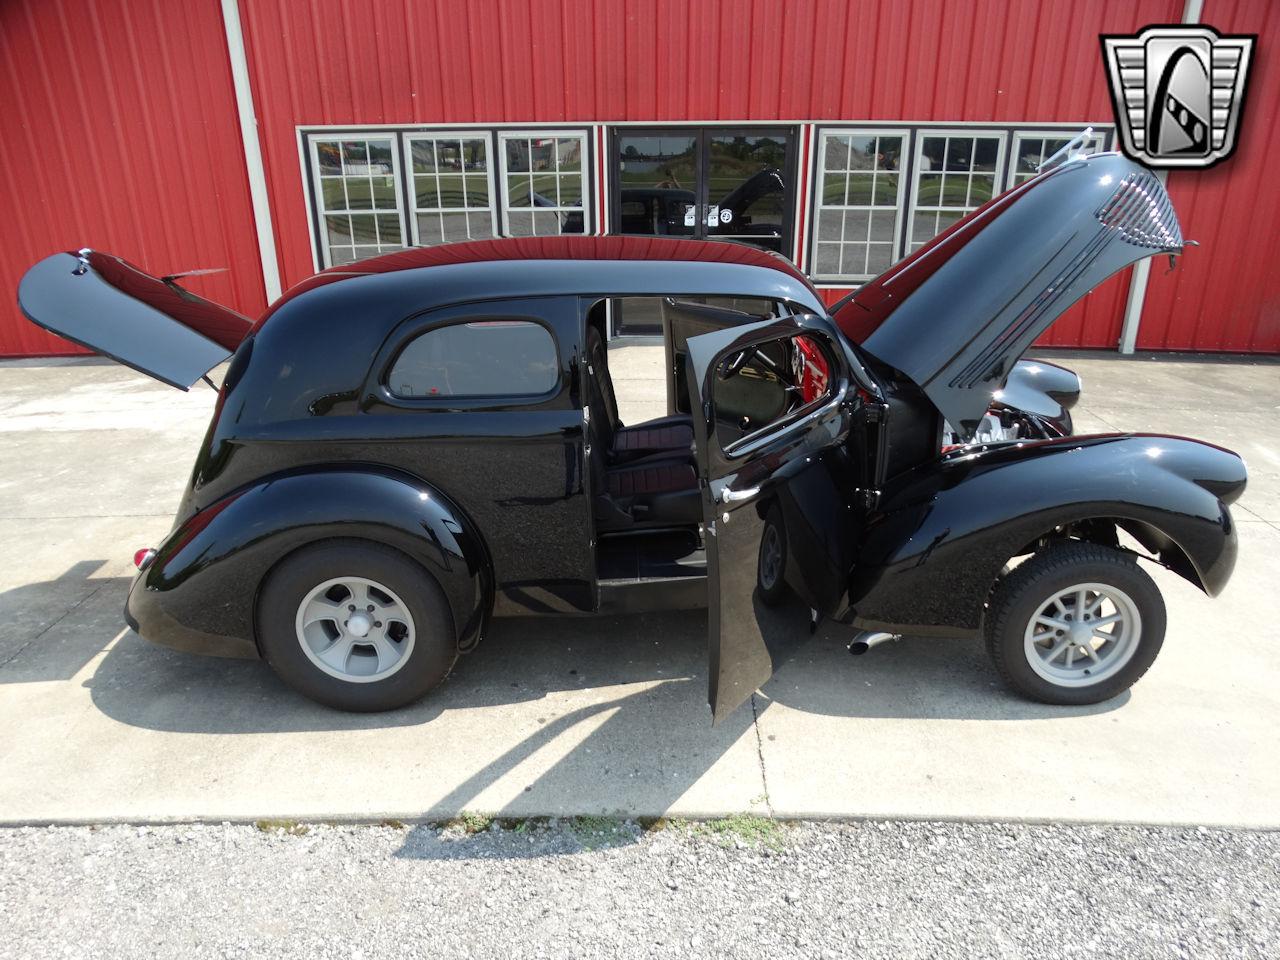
126,466 -> 493,658
849,434 -> 1246,637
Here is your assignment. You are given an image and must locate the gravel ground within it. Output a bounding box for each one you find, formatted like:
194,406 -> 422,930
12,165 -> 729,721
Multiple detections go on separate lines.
1,818 -> 1276,959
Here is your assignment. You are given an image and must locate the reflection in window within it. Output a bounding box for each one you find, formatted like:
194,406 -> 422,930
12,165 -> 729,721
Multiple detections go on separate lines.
312,138 -> 404,266
705,134 -> 791,253
1008,132 -> 1106,186
388,320 -> 558,399
908,133 -> 1005,252
500,133 -> 588,236
406,136 -> 495,244
812,132 -> 906,281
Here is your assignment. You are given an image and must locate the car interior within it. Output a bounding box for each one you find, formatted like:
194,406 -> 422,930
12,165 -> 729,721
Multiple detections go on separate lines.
582,295 -> 832,601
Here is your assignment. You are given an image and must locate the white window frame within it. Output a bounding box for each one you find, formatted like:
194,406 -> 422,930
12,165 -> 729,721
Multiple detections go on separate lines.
810,127 -> 911,283
905,128 -> 1008,255
497,129 -> 591,236
401,133 -> 498,246
307,132 -> 407,268
1006,129 -> 1108,189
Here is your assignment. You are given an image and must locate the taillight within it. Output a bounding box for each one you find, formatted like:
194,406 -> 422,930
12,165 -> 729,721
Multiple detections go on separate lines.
133,548 -> 157,570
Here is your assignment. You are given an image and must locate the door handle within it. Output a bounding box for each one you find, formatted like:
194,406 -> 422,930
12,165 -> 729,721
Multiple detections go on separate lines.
719,484 -> 761,504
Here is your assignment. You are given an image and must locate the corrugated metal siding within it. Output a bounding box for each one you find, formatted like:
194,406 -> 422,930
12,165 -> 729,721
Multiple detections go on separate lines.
1138,0 -> 1280,352
0,0 -> 264,357
240,0 -> 1179,346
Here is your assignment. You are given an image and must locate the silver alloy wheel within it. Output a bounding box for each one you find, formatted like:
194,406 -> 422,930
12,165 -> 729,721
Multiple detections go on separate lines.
1023,580 -> 1141,687
294,576 -> 416,683
759,522 -> 783,590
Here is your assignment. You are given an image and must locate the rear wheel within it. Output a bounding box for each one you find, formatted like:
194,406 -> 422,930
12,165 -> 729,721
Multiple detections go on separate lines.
985,542 -> 1165,705
757,504 -> 791,606
257,540 -> 457,711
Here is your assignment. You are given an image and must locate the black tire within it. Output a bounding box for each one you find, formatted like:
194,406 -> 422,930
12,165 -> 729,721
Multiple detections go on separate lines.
257,539 -> 457,712
757,504 -> 791,606
984,542 -> 1166,706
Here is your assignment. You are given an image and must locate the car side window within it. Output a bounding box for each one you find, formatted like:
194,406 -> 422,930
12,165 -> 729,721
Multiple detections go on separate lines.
713,333 -> 833,451
388,320 -> 558,399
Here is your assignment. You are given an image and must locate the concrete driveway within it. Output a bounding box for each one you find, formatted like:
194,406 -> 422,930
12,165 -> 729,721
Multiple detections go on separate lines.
0,349 -> 1277,827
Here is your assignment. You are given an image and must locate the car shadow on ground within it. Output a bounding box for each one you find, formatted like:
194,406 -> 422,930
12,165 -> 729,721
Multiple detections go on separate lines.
3,567 -> 1125,845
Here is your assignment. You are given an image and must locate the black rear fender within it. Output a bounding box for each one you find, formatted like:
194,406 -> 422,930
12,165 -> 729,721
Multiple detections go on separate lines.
848,434 -> 1246,637
126,466 -> 493,657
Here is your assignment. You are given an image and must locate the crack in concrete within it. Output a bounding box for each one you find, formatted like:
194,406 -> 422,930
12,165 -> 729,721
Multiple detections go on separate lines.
749,693 -> 773,816
0,582 -> 109,671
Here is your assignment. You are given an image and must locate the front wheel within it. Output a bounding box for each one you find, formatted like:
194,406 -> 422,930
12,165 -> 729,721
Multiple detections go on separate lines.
984,542 -> 1166,705
257,540 -> 457,711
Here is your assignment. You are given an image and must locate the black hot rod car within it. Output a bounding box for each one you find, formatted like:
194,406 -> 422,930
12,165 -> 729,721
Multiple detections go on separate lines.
18,150 -> 1245,721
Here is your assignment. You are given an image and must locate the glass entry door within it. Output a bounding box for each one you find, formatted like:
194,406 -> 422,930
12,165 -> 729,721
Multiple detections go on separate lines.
613,127 -> 796,254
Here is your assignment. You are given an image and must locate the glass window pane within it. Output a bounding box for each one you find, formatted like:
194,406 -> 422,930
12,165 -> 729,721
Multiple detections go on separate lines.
558,174 -> 582,206
505,137 -> 531,172
845,174 -> 875,205
411,140 -> 437,174
873,172 -> 899,206
532,210 -> 562,235
816,209 -> 842,242
345,179 -> 373,210
388,320 -> 558,399
916,172 -> 943,206
464,174 -> 489,207
968,174 -> 996,206
330,247 -> 356,266
529,173 -> 557,205
462,138 -> 488,171
821,172 -> 847,205
845,136 -> 876,170
943,137 -> 972,171
912,214 -> 937,245
814,242 -> 841,276
372,177 -> 398,210
920,137 -> 947,171
823,135 -> 850,172
556,137 -> 582,171
845,209 -> 870,240
467,211 -> 494,239
507,210 -> 533,235
436,140 -> 465,172
316,142 -> 341,176
440,212 -> 471,242
940,175 -> 969,206
527,139 -> 554,171
874,136 -> 904,171
367,141 -> 394,174
352,245 -> 382,261
936,211 -> 963,235
325,215 -> 352,245
415,212 -> 444,245
437,176 -> 465,209
972,137 -> 1000,172
341,141 -> 368,169
869,210 -> 896,243
350,215 -> 379,243
415,176 -> 439,209
375,213 -> 402,245
321,178 -> 346,211
506,176 -> 531,208
866,243 -> 893,276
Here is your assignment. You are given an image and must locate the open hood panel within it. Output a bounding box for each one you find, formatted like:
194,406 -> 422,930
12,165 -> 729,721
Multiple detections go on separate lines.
845,153 -> 1183,437
17,250 -> 252,390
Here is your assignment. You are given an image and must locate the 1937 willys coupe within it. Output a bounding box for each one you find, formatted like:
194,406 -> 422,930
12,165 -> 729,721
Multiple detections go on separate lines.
18,150 -> 1246,721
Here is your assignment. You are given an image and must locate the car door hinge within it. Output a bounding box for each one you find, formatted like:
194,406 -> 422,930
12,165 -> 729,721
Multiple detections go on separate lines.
864,402 -> 887,424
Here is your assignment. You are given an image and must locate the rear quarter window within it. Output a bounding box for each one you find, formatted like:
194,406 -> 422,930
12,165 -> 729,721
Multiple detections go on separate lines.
388,320 -> 558,399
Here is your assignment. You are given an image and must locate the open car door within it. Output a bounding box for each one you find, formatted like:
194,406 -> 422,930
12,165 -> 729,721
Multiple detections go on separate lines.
685,314 -> 859,723
18,249 -> 251,390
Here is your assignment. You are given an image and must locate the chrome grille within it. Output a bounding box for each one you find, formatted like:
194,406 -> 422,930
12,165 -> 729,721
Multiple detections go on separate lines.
1094,171 -> 1183,249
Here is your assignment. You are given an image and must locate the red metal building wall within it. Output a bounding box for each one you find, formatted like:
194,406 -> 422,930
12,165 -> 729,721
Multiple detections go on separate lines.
238,0 -> 1181,351
0,0 -> 265,357
1139,0 -> 1280,352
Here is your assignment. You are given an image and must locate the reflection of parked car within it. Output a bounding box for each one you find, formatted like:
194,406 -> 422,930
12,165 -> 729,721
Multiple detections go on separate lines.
618,187 -> 697,235
19,152 -> 1244,721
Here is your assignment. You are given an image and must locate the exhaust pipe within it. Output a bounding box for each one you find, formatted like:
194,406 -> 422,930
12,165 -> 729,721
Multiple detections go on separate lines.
848,631 -> 900,656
